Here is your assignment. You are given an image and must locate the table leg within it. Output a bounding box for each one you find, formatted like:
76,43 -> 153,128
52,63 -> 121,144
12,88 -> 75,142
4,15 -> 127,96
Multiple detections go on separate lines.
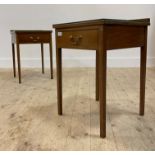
49,40 -> 53,79
96,50 -> 99,101
12,43 -> 16,77
56,48 -> 62,115
41,43 -> 44,74
140,28 -> 147,116
99,27 -> 107,138
16,43 -> 21,84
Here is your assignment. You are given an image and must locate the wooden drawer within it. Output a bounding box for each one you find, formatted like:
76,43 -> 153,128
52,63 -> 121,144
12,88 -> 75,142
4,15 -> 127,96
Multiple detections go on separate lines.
56,29 -> 98,49
17,33 -> 51,43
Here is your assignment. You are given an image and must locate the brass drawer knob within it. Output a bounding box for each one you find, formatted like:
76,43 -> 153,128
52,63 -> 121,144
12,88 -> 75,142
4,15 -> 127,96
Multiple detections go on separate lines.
69,35 -> 83,45
36,36 -> 40,40
29,36 -> 40,41
29,36 -> 34,39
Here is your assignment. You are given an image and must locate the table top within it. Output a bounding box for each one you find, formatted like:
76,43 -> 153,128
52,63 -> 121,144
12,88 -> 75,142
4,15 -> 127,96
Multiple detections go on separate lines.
10,30 -> 52,33
53,18 -> 150,29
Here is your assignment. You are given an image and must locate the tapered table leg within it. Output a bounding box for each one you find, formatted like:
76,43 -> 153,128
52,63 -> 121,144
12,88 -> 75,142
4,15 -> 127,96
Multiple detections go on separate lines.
96,50 -> 99,101
99,27 -> 107,138
56,48 -> 62,115
16,43 -> 21,84
12,43 -> 16,77
49,40 -> 53,79
140,28 -> 148,116
41,43 -> 44,74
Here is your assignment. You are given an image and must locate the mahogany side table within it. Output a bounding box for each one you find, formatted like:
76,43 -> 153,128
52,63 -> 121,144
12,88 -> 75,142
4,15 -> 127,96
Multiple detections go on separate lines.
53,18 -> 150,138
11,30 -> 53,83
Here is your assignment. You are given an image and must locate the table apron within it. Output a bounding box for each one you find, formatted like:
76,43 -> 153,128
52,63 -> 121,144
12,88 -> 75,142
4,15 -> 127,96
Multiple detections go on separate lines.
56,25 -> 146,50
106,25 -> 145,50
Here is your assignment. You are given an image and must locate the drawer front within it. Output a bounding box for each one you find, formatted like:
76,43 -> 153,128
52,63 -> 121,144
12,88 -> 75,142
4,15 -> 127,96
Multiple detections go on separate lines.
17,33 -> 51,43
56,30 -> 98,49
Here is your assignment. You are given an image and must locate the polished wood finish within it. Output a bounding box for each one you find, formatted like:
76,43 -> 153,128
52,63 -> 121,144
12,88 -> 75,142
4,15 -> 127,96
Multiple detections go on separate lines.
11,30 -> 53,83
53,18 -> 150,28
53,18 -> 150,138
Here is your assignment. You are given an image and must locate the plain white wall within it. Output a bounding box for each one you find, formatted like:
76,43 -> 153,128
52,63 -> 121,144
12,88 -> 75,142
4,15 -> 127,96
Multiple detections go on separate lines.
0,4 -> 155,68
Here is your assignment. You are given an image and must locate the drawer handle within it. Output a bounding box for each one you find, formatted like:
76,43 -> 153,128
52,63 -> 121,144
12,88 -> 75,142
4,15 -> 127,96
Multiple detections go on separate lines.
36,36 -> 40,40
29,36 -> 34,39
29,36 -> 40,41
69,35 -> 83,45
